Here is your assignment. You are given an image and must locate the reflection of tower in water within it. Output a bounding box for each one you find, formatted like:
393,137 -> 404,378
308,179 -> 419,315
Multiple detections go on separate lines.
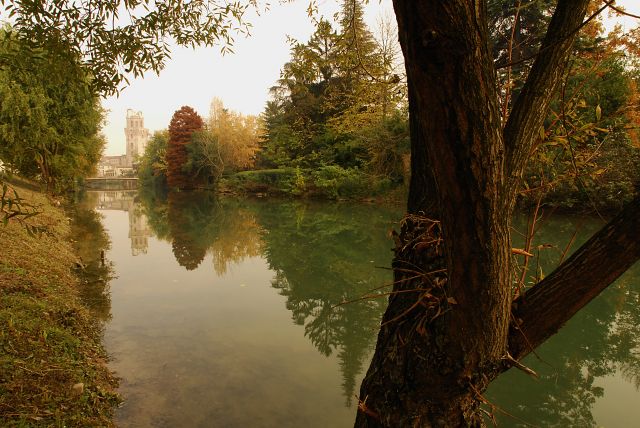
128,203 -> 150,256
95,191 -> 150,255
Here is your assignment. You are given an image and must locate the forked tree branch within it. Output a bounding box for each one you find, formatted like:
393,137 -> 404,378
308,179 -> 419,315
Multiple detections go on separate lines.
496,0 -> 615,71
503,0 -> 590,194
508,195 -> 640,361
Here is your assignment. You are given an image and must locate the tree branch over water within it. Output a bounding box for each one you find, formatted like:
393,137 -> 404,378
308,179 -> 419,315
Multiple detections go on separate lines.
509,194 -> 640,362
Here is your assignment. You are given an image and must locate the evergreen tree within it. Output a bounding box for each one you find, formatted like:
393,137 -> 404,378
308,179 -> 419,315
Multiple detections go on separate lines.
260,4 -> 408,175
337,0 -> 379,83
264,18 -> 343,168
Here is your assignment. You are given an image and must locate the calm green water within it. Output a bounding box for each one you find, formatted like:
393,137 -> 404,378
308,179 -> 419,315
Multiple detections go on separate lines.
76,190 -> 639,427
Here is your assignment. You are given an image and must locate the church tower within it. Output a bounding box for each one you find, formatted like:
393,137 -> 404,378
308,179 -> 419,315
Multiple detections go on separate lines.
125,109 -> 150,167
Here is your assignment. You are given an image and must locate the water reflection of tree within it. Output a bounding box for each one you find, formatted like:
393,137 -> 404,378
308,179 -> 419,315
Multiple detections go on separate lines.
137,191 -> 403,405
488,216 -> 640,427
68,191 -> 114,322
138,190 -> 262,273
253,201 -> 399,406
208,201 -> 263,275
166,192 -> 220,270
138,186 -> 171,241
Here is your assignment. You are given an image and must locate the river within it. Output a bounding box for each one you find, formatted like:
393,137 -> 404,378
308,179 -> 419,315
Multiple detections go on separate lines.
74,189 -> 639,427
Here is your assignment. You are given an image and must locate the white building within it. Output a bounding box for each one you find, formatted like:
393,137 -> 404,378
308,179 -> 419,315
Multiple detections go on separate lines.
124,109 -> 150,167
97,109 -> 150,176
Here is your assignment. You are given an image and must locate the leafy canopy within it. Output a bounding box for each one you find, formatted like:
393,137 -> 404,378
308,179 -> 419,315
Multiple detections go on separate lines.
0,28 -> 105,192
2,0 -> 257,95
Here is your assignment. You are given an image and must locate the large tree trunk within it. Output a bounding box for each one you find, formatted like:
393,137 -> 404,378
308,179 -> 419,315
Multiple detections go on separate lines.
357,2 -> 510,425
355,1 -> 598,426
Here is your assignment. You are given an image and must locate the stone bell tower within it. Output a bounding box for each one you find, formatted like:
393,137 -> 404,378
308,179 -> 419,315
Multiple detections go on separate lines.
124,109 -> 150,167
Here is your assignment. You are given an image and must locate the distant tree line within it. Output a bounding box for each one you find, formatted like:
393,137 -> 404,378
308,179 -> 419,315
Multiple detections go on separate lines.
138,99 -> 261,191
139,0 -> 639,207
138,1 -> 409,199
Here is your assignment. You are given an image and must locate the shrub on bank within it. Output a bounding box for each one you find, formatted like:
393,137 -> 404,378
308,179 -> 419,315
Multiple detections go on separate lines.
221,167 -> 398,200
310,166 -> 371,199
223,169 -> 296,195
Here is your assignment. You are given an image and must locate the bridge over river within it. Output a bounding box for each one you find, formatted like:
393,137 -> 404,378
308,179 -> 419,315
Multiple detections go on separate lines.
84,177 -> 138,190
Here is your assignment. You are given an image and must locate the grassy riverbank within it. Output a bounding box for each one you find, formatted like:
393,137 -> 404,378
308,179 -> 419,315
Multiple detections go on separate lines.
0,184 -> 118,426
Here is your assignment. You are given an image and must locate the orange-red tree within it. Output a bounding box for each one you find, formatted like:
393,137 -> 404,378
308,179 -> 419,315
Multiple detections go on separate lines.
166,106 -> 204,190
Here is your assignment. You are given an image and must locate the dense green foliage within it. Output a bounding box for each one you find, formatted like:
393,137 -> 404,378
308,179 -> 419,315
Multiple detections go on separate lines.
0,29 -> 105,192
3,0 -> 252,95
221,166 -> 395,199
247,1 -> 638,205
131,1 -> 638,207
258,2 -> 409,188
488,1 -> 640,210
489,0 -> 555,99
526,46 -> 640,210
138,131 -> 169,189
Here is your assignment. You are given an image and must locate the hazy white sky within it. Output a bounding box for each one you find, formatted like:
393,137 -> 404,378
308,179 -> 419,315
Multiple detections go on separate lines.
101,0 -> 639,155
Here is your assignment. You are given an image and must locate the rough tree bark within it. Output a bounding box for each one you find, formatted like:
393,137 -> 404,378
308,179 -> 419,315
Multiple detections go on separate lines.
355,1 -> 639,426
